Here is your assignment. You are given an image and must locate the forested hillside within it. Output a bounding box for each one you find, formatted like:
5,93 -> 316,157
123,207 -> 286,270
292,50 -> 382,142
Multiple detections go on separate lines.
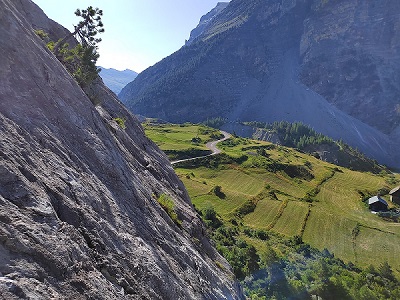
244,121 -> 386,173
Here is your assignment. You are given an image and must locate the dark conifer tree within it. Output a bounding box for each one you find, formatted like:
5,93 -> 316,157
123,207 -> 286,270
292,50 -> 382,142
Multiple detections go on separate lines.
52,6 -> 104,87
53,6 -> 104,56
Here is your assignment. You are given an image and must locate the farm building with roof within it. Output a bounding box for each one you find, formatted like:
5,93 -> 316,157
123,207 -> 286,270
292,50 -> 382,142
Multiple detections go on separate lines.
389,186 -> 400,205
368,196 -> 388,212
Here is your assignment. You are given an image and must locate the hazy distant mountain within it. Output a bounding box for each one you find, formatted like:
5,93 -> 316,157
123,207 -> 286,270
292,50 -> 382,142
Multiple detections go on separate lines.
99,67 -> 137,94
119,0 -> 400,168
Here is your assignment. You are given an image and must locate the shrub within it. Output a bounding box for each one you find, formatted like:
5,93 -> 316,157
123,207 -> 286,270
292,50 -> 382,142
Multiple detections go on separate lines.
113,117 -> 126,129
377,187 -> 390,196
234,199 -> 256,217
213,185 -> 225,198
71,44 -> 100,87
378,261 -> 395,281
191,137 -> 202,144
203,206 -> 222,228
157,194 -> 181,226
34,29 -> 49,40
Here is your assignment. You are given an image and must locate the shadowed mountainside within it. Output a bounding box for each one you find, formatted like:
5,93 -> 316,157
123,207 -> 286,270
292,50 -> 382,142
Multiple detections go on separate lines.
119,0 -> 400,168
0,0 -> 243,298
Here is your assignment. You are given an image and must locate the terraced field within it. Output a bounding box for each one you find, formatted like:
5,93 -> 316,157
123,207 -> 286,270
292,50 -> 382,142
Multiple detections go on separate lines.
144,123 -> 400,275
243,199 -> 282,228
302,207 -> 358,262
214,169 -> 263,196
355,226 -> 400,270
273,201 -> 309,236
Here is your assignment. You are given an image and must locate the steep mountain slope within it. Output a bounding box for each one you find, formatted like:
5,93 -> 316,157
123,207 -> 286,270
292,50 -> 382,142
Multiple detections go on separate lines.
119,0 -> 400,168
0,0 -> 243,298
99,67 -> 138,95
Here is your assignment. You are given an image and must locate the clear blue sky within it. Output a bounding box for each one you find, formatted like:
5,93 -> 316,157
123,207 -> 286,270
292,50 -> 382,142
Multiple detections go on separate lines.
32,0 -> 230,72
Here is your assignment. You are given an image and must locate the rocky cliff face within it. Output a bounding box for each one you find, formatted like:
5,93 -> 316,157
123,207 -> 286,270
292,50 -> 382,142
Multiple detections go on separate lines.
185,2 -> 229,45
119,0 -> 400,168
299,0 -> 400,134
0,0 -> 243,299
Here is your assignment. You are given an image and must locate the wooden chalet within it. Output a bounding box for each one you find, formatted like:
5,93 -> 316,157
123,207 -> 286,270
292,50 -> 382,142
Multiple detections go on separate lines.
389,186 -> 400,205
368,196 -> 388,212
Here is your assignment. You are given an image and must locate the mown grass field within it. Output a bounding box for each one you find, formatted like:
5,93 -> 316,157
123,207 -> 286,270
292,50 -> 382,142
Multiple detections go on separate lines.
273,201 -> 309,236
243,199 -> 281,229
144,123 -> 400,276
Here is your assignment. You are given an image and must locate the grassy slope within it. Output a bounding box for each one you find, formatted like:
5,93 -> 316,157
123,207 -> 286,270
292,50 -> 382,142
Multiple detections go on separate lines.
144,123 -> 400,276
143,123 -> 211,151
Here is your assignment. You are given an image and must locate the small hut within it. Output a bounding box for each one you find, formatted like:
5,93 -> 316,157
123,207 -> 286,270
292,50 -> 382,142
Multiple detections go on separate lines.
389,186 -> 400,205
368,196 -> 388,212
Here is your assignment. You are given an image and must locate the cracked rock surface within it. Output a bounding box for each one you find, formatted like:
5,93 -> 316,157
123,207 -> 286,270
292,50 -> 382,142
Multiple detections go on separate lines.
0,0 -> 243,299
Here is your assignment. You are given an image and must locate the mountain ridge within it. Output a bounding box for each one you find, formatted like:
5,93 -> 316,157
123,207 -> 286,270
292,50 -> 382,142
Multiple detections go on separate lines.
99,66 -> 137,95
185,2 -> 229,45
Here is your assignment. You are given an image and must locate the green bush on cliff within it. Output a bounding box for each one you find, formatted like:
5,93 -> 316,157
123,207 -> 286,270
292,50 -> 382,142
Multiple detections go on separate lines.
157,194 -> 182,227
113,117 -> 126,129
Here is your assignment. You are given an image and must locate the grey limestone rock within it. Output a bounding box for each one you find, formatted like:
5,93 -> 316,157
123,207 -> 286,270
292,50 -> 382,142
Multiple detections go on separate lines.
0,0 -> 243,299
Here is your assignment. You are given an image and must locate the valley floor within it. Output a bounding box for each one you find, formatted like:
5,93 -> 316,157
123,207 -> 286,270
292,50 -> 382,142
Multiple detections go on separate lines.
145,122 -> 400,298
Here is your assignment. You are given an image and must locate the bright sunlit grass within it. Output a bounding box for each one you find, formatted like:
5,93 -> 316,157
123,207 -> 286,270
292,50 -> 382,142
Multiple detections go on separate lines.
144,123 -> 400,275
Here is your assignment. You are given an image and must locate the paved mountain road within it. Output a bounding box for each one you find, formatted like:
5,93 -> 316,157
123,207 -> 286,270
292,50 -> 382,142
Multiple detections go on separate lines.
171,131 -> 231,165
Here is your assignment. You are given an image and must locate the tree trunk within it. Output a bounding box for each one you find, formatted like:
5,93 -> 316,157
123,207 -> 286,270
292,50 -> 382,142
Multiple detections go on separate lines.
53,30 -> 77,56
53,14 -> 90,56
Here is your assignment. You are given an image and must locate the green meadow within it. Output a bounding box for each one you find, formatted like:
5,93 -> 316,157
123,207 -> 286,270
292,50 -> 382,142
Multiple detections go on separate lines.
144,123 -> 400,281
143,122 -> 221,151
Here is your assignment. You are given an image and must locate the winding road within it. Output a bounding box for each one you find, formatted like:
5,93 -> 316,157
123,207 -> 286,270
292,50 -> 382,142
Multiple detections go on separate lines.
171,130 -> 231,165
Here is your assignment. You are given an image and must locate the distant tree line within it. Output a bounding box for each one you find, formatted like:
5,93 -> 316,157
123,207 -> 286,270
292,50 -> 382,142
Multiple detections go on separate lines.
243,120 -> 386,173
202,117 -> 227,129
245,121 -> 334,150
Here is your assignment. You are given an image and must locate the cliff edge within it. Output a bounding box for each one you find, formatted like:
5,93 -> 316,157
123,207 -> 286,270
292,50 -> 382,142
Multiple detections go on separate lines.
0,0 -> 243,299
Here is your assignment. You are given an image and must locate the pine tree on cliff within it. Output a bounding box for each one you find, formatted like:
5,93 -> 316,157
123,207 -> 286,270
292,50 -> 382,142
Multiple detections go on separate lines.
52,6 -> 104,87
53,6 -> 104,56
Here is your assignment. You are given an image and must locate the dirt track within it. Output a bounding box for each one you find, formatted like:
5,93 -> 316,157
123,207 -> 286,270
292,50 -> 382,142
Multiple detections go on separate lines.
171,131 -> 231,165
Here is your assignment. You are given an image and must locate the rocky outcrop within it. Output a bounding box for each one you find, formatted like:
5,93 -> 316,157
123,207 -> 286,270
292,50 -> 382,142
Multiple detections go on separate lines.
0,0 -> 243,298
119,0 -> 400,168
11,0 -> 71,43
